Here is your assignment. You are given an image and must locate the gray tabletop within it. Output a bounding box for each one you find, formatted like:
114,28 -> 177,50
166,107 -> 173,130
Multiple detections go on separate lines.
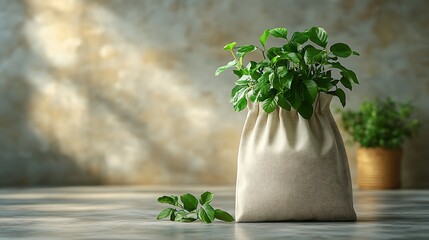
0,186 -> 428,239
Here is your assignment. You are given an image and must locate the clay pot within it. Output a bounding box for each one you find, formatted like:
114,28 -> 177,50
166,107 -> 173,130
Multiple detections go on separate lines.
357,147 -> 402,189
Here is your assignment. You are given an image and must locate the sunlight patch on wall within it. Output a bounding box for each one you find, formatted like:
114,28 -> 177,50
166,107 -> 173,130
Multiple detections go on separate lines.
25,0 -> 82,68
15,0 -> 238,185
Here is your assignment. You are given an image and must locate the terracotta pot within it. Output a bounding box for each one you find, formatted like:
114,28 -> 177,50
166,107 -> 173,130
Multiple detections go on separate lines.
357,147 -> 402,190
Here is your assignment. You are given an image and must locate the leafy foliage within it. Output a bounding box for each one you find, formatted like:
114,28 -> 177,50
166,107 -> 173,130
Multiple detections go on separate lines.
157,192 -> 234,223
215,27 -> 360,119
339,98 -> 421,149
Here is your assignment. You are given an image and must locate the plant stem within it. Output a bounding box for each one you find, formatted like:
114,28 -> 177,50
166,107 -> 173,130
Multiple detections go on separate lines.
230,50 -> 242,68
256,46 -> 266,59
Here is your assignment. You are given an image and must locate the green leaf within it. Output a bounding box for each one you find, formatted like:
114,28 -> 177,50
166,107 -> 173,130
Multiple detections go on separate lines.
157,208 -> 174,220
269,28 -> 288,39
260,29 -> 270,47
328,62 -> 359,84
315,77 -> 334,92
199,192 -> 214,205
254,73 -> 271,100
286,91 -> 304,109
248,89 -> 257,102
170,209 -> 177,221
330,43 -> 352,58
340,76 -> 353,90
237,45 -> 257,57
304,47 -> 326,64
352,51 -> 360,56
215,60 -> 237,76
174,210 -> 186,221
262,96 -> 278,114
231,84 -> 247,102
232,69 -> 243,78
331,79 -> 339,86
298,101 -> 313,119
185,212 -> 198,220
266,47 -> 283,60
231,85 -> 245,98
231,86 -> 248,112
174,210 -> 198,222
246,61 -> 257,71
272,75 -> 282,90
250,70 -> 261,81
223,42 -> 236,50
214,209 -> 235,222
305,27 -> 328,48
328,61 -> 346,71
180,193 -> 199,212
277,94 -> 291,111
335,88 -> 346,107
280,52 -> 301,64
346,69 -> 359,84
157,195 -> 178,206
198,203 -> 215,223
282,42 -> 298,53
256,60 -> 270,68
270,55 -> 280,64
233,95 -> 247,112
235,75 -> 250,86
179,212 -> 198,222
175,211 -> 198,222
277,66 -> 288,78
282,71 -> 294,89
290,32 -> 308,44
302,80 -> 318,103
268,72 -> 275,85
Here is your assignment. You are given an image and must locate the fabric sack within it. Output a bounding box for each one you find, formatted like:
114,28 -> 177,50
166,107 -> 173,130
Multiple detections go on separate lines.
235,93 -> 357,222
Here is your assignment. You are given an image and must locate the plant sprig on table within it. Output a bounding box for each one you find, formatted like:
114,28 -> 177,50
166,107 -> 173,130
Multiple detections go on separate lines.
216,27 -> 360,119
156,191 -> 234,223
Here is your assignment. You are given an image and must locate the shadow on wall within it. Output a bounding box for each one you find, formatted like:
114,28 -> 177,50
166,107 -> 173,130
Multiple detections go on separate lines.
0,56 -> 101,185
0,67 -> 95,186
0,0 -> 101,186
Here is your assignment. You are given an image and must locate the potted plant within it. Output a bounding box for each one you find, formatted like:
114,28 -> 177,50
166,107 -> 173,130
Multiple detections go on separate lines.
216,27 -> 359,222
340,98 -> 420,189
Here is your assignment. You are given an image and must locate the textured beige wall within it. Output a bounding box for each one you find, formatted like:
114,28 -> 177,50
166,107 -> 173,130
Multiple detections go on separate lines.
0,0 -> 428,187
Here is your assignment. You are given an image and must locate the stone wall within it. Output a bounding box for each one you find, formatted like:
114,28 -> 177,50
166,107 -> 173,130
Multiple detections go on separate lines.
0,0 -> 428,187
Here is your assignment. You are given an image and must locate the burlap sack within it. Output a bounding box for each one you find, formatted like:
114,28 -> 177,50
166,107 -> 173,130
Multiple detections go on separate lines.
235,93 -> 356,222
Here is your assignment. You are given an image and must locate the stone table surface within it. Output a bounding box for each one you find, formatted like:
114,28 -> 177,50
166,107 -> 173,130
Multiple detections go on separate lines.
0,186 -> 428,240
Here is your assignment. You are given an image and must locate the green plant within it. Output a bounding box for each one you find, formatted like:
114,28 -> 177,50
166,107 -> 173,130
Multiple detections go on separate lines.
340,98 -> 420,149
156,192 -> 234,223
215,27 -> 360,119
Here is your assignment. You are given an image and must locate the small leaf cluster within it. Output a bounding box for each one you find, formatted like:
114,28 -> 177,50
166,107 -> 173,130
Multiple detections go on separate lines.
157,192 -> 234,223
339,98 -> 421,149
215,27 -> 360,119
